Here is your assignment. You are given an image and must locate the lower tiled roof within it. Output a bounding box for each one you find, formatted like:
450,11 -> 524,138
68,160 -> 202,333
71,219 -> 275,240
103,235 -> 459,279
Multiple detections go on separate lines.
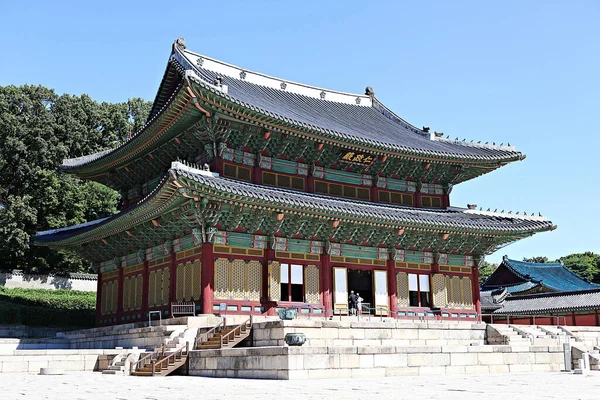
175,166 -> 554,234
33,163 -> 555,246
490,289 -> 600,314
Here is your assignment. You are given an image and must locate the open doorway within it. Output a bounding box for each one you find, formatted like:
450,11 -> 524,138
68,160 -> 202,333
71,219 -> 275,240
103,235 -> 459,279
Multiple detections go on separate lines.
347,269 -> 373,314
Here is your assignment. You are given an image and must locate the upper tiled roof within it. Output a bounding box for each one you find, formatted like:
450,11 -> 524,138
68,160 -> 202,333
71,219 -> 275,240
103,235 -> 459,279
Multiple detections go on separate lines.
179,47 -> 523,162
58,41 -> 525,176
482,256 -> 599,293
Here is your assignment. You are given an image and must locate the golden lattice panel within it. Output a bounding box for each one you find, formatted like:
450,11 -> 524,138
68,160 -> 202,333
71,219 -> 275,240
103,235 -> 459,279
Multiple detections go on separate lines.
134,274 -> 142,310
125,277 -> 132,311
304,265 -> 320,304
101,283 -> 107,315
396,271 -> 409,307
214,258 -> 230,300
231,260 -> 246,300
183,261 -> 193,300
191,259 -> 201,300
450,276 -> 462,308
161,268 -> 170,306
148,271 -> 156,307
268,261 -> 281,301
176,263 -> 185,302
247,261 -> 262,301
109,281 -> 118,314
432,274 -> 448,308
461,278 -> 473,309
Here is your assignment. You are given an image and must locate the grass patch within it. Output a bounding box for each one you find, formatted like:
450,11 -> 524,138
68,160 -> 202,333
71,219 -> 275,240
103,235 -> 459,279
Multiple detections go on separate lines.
0,287 -> 95,327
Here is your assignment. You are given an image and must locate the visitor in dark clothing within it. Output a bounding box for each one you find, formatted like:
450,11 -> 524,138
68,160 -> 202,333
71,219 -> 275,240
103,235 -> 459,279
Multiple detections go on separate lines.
348,291 -> 358,316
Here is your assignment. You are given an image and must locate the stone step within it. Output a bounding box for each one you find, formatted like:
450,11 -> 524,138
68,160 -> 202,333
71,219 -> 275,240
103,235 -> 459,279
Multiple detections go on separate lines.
101,370 -> 123,375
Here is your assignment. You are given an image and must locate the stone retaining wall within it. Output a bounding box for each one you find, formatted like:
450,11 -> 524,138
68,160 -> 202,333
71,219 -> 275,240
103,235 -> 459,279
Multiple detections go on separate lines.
0,350 -> 119,373
252,320 -> 486,347
188,344 -> 565,380
0,325 -> 66,339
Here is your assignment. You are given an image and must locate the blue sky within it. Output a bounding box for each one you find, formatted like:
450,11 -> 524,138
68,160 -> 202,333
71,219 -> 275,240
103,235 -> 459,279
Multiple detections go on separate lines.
1,1 -> 598,264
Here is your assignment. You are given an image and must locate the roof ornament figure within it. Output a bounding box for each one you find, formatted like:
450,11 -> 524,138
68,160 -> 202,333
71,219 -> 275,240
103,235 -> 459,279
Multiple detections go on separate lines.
203,163 -> 210,171
365,86 -> 375,97
175,37 -> 186,49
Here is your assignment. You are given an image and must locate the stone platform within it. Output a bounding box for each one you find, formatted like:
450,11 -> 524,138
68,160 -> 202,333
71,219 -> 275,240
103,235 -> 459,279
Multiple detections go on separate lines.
188,344 -> 565,379
251,319 -> 486,347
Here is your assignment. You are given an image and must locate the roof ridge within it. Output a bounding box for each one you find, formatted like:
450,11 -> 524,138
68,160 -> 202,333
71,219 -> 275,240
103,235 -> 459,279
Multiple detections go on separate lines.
180,48 -> 373,106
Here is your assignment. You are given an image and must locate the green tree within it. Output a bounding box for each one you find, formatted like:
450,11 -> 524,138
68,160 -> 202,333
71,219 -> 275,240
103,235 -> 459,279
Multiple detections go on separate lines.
523,256 -> 552,263
560,252 -> 600,283
478,260 -> 498,285
0,85 -> 151,273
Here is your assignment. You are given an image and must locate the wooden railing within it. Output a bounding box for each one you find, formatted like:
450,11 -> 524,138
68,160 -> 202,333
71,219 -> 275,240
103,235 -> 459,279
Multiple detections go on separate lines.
194,319 -> 226,349
130,342 -> 189,376
171,302 -> 195,317
219,316 -> 252,348
150,342 -> 189,376
132,345 -> 164,374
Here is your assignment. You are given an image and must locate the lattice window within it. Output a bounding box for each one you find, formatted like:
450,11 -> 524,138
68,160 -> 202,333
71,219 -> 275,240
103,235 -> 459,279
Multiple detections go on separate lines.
135,275 -> 143,310
396,271 -> 409,307
231,260 -> 246,300
176,264 -> 185,302
268,261 -> 281,302
247,261 -> 262,301
148,271 -> 156,307
214,259 -> 230,300
449,276 -> 462,308
304,265 -> 320,304
101,283 -> 107,315
432,274 -> 448,308
183,261 -> 194,300
461,278 -> 473,308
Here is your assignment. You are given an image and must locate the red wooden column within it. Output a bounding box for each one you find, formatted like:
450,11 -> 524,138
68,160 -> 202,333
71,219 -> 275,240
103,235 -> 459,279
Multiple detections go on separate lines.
201,242 -> 215,315
262,245 -> 276,316
169,251 -> 177,313
307,176 -> 315,193
117,267 -> 124,323
95,272 -> 103,326
415,191 -> 422,208
321,254 -> 333,317
386,255 -> 398,318
471,262 -> 482,317
141,259 -> 150,321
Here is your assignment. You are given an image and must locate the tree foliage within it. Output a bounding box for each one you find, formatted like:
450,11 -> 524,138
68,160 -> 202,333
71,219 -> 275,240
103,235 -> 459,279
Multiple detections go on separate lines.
0,85 -> 151,273
478,260 -> 498,285
521,253 -> 600,284
522,256 -> 550,264
560,252 -> 600,283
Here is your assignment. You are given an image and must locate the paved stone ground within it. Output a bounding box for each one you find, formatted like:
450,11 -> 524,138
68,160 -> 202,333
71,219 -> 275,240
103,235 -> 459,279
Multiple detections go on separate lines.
1,371 -> 598,400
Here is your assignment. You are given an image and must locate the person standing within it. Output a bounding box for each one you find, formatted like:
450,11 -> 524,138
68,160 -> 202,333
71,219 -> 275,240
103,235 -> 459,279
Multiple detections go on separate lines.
356,293 -> 363,315
348,291 -> 358,316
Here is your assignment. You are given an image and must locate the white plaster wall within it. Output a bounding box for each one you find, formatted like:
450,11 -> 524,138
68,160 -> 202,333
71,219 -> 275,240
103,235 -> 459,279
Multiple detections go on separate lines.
0,272 -> 97,292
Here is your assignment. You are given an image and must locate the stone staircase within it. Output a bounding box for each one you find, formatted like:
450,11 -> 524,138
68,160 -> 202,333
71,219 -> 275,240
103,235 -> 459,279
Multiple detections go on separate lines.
102,349 -> 142,375
130,327 -> 197,377
196,317 -> 252,350
486,324 -> 532,345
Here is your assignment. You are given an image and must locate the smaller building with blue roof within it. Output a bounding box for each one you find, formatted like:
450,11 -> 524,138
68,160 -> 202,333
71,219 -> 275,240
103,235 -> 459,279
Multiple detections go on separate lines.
481,255 -> 598,294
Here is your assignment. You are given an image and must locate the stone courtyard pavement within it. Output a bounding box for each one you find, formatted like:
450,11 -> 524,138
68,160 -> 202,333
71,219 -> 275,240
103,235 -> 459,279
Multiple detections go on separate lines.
1,372 -> 598,400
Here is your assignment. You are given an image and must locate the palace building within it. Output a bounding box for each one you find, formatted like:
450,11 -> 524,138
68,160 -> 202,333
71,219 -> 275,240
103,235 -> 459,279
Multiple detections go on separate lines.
33,38 -> 555,326
481,257 -> 600,326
